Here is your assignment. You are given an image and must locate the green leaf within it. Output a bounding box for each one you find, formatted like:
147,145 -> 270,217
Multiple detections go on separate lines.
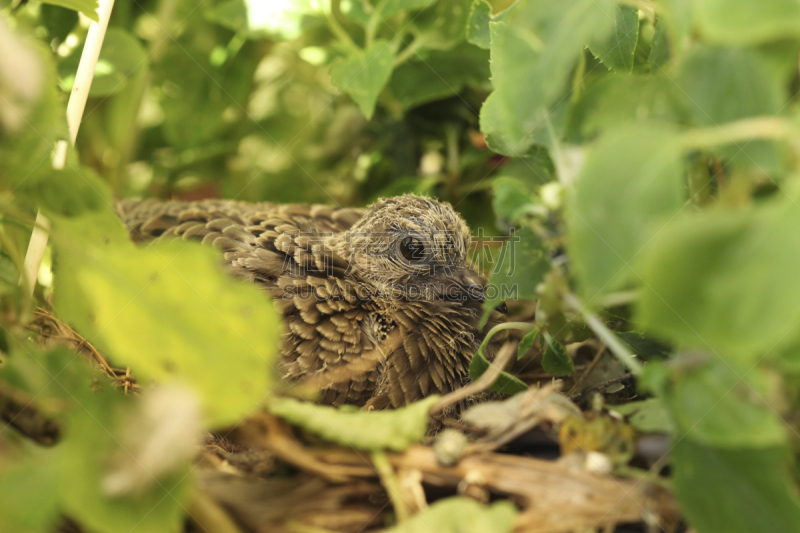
412,0 -> 473,50
40,4 -> 79,44
383,497 -> 517,533
466,0 -> 492,49
58,27 -> 148,97
479,0 -> 616,156
517,328 -> 539,359
616,331 -> 671,361
0,454 -> 61,533
676,46 -> 783,127
16,164 -> 112,217
481,228 -> 549,326
0,342 -> 191,533
468,330 -> 529,395
40,0 -> 98,21
567,124 -> 684,297
0,36 -> 66,191
638,199 -> 800,361
491,176 -> 533,228
673,440 -> 800,533
269,396 -> 438,452
693,0 -> 800,45
387,43 -> 490,111
156,45 -> 256,149
642,359 -> 786,448
608,398 -> 673,434
571,74 -> 687,137
52,209 -> 280,428
59,386 -> 192,533
587,5 -> 639,72
541,336 -> 574,376
330,40 -> 394,119
379,0 -> 435,18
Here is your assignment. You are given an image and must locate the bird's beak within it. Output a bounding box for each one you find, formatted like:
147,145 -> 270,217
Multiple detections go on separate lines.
439,267 -> 507,314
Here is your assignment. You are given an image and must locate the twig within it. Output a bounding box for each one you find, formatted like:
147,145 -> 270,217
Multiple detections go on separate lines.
429,341 -> 518,416
371,451 -> 411,521
327,0 -> 359,51
565,293 -> 643,374
188,490 -> 245,533
567,344 -> 607,396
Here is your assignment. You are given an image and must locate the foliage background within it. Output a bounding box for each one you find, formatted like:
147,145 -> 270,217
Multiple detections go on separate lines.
2,0 -> 800,532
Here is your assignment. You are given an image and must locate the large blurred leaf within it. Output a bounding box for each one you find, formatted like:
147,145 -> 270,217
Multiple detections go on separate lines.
479,0 -> 615,156
269,396 -> 438,451
0,342 -> 190,533
0,455 -> 61,533
52,210 -> 279,428
570,74 -> 687,137
645,359 -> 786,448
387,43 -> 489,111
40,0 -> 98,21
58,28 -> 148,97
638,198 -> 800,362
58,382 -> 191,533
673,440 -> 800,533
384,497 -> 517,533
693,0 -> 800,45
330,40 -> 394,119
676,46 -> 783,127
567,124 -> 684,298
587,5 -> 639,72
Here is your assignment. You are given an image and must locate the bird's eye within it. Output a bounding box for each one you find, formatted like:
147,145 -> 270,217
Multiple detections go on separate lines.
400,236 -> 425,262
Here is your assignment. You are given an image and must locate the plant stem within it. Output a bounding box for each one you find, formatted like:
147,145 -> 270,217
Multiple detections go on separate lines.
681,116 -> 798,150
328,0 -> 359,51
393,37 -> 424,67
365,0 -> 388,48
565,293 -> 643,374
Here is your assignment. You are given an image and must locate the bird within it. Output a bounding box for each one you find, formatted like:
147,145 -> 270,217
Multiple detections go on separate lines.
117,194 -> 507,410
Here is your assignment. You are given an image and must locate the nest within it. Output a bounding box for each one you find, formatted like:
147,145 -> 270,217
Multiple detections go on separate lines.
7,309 -> 681,533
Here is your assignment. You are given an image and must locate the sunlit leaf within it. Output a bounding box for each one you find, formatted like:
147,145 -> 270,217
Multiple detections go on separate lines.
52,209 -> 280,428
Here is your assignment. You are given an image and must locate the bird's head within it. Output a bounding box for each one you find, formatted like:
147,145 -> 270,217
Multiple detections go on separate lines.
329,194 -> 493,311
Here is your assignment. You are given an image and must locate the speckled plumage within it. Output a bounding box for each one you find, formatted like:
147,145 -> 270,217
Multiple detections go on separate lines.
117,194 -> 505,409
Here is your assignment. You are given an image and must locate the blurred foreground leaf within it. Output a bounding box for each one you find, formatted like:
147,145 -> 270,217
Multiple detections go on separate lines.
638,198 -> 800,362
269,396 -> 439,452
52,209 -> 280,428
567,124 -> 684,297
673,440 -> 800,533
